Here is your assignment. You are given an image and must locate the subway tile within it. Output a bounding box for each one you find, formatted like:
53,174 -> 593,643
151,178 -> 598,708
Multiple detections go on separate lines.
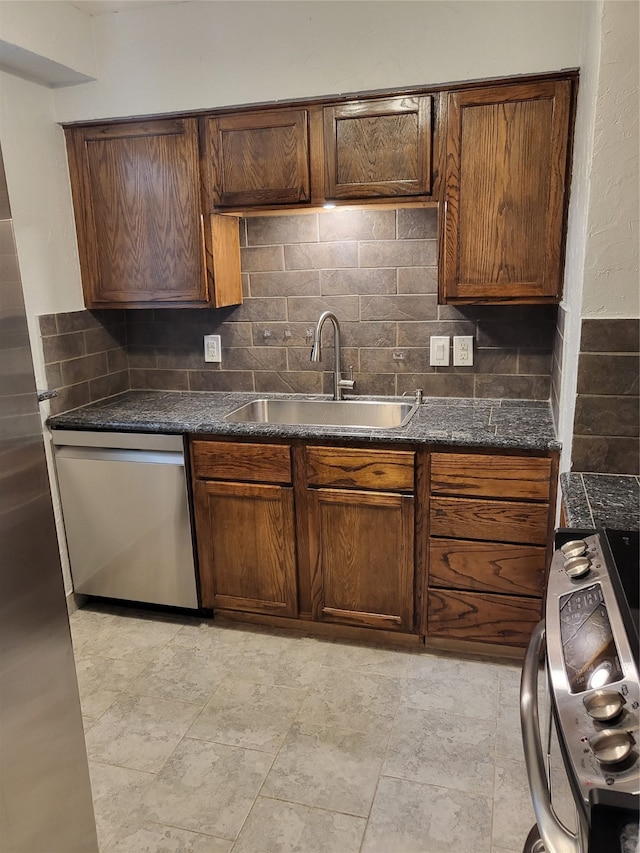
252,323 -> 312,347
90,371 -> 129,402
574,394 -> 640,437
242,273 -> 250,298
128,348 -> 157,369
226,297 -> 288,322
475,374 -> 551,400
85,323 -> 127,354
359,240 -> 437,268
477,313 -> 556,349
39,314 -> 57,336
397,320 -> 475,347
318,209 -> 396,242
124,322 -> 158,348
571,436 -> 640,475
42,332 -> 86,363
580,318 -> 639,354
397,267 -> 438,294
287,346 -> 358,372
254,371 -> 323,394
250,270 -> 320,298
240,245 -> 285,272
360,348 -> 434,374
287,296 -> 359,322
223,346 -> 288,371
360,295 -> 437,322
397,373 -> 475,398
473,349 -> 518,375
129,368 -> 189,391
285,242 -> 358,270
156,349 -> 214,370
577,354 -> 639,396
107,348 -> 129,374
188,370 -> 254,392
48,382 -> 92,415
338,321 -> 396,348
321,268 -> 396,296
45,362 -> 63,390
518,350 -> 553,375
56,310 -> 102,334
348,373 -> 396,396
397,207 -> 438,239
246,214 -> 318,246
61,353 -> 109,386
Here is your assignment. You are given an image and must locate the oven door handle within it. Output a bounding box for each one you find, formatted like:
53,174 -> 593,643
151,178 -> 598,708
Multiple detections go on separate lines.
520,620 -> 581,853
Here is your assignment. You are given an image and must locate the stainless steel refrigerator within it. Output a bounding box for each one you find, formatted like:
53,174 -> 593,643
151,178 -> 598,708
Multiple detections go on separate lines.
0,148 -> 98,852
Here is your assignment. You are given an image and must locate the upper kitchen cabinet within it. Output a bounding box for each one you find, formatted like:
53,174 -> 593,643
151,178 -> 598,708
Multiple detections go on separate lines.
323,95 -> 433,200
65,118 -> 242,309
440,77 -> 574,304
201,108 -> 311,208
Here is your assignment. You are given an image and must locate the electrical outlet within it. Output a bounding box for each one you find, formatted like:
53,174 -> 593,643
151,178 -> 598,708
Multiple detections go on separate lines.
453,336 -> 474,366
204,334 -> 221,363
429,336 -> 450,366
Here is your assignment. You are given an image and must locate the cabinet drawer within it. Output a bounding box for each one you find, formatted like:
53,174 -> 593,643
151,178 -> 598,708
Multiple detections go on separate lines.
306,446 -> 414,491
427,588 -> 542,647
430,452 -> 552,501
430,496 -> 549,545
429,538 -> 546,597
191,440 -> 291,484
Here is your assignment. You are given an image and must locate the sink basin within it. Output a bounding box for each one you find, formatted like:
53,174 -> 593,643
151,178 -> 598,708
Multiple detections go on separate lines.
224,398 -> 418,429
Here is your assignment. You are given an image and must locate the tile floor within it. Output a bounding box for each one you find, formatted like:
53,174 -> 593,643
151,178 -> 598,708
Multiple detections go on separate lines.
70,603 -> 539,853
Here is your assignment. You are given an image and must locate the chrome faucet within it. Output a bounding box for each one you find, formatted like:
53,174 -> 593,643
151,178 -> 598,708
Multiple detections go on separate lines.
310,311 -> 355,400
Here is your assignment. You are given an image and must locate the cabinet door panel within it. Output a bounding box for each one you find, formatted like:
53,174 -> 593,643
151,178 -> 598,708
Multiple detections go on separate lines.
441,79 -> 572,302
430,496 -> 549,545
309,488 -> 414,631
324,96 -> 432,199
429,537 -> 546,597
195,480 -> 297,616
205,109 -> 310,207
66,119 -> 210,307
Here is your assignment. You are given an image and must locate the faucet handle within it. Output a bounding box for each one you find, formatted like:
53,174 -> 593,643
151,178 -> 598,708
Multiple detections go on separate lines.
339,366 -> 355,393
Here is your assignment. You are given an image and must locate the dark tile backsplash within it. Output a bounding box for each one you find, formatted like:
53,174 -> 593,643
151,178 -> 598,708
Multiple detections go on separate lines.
572,318 -> 639,474
40,208 -> 558,411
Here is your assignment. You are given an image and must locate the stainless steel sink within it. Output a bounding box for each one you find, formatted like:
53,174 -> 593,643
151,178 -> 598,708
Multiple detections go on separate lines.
224,398 -> 418,429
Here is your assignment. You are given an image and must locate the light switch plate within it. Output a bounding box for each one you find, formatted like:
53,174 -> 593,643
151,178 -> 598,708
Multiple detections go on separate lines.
429,335 -> 450,366
453,335 -> 474,366
204,334 -> 222,363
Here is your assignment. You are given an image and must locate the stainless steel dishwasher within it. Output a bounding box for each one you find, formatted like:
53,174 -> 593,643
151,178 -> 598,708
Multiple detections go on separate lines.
52,430 -> 198,609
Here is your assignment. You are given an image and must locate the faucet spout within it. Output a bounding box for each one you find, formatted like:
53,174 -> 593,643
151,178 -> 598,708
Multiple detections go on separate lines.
310,311 -> 355,400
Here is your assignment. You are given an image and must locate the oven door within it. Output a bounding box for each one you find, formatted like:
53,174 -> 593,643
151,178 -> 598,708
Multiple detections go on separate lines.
521,621 -> 588,853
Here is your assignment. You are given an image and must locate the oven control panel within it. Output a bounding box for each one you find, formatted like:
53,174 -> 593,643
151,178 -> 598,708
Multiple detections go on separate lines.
546,532 -> 640,804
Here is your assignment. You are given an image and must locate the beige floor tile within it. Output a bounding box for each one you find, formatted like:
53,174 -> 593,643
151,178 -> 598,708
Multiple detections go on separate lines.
104,819 -> 232,853
492,847 -> 521,853
126,644 -> 229,705
321,640 -> 416,678
136,737 -> 273,840
85,693 -> 202,773
170,620 -> 252,653
383,704 -> 495,792
404,654 -> 500,720
187,677 -> 306,752
75,654 -> 147,718
233,796 -> 366,853
361,776 -> 492,853
77,610 -> 184,662
69,607 -> 117,654
295,667 -> 402,735
221,631 -> 330,689
262,720 -> 384,817
88,760 -> 154,850
492,756 -> 537,850
83,715 -> 100,733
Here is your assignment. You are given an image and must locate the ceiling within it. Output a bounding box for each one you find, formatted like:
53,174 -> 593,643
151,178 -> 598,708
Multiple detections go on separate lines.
70,1 -> 187,16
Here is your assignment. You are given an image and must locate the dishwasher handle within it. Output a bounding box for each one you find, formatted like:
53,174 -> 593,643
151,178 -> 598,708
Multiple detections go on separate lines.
520,621 -> 581,853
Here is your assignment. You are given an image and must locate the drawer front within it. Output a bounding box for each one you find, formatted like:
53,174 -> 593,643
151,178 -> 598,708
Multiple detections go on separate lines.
306,446 -> 414,491
430,452 -> 552,501
191,440 -> 291,484
429,537 -> 546,597
430,496 -> 549,545
427,588 -> 542,647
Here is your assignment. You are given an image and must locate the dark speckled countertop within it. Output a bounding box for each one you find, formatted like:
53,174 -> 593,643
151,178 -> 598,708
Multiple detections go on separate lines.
47,390 -> 561,451
560,472 -> 640,531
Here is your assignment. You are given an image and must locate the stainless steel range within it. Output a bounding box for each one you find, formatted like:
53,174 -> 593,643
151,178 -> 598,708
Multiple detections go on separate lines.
521,528 -> 639,853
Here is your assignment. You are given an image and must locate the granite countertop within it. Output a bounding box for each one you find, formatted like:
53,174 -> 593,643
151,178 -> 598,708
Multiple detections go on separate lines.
560,472 -> 640,531
47,390 -> 560,451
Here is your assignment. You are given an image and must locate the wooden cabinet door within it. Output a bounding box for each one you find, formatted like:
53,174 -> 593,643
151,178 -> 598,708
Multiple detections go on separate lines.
66,118 -> 225,308
203,109 -> 310,207
440,79 -> 572,303
195,480 -> 298,617
323,96 -> 432,199
309,488 -> 414,631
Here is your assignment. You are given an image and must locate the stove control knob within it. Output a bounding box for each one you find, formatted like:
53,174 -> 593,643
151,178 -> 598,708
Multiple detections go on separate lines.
584,689 -> 625,722
561,539 -> 588,558
589,729 -> 635,765
563,555 -> 591,579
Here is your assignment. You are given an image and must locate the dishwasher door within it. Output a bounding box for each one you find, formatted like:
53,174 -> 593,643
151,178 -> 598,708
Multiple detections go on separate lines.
53,431 -> 198,609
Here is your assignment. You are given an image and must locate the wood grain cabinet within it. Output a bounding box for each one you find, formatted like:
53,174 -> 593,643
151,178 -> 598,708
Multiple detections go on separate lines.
202,109 -> 311,208
439,78 -> 574,303
323,96 -> 433,200
65,118 -> 242,308
306,447 -> 416,632
426,450 -> 557,647
191,440 -> 298,617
